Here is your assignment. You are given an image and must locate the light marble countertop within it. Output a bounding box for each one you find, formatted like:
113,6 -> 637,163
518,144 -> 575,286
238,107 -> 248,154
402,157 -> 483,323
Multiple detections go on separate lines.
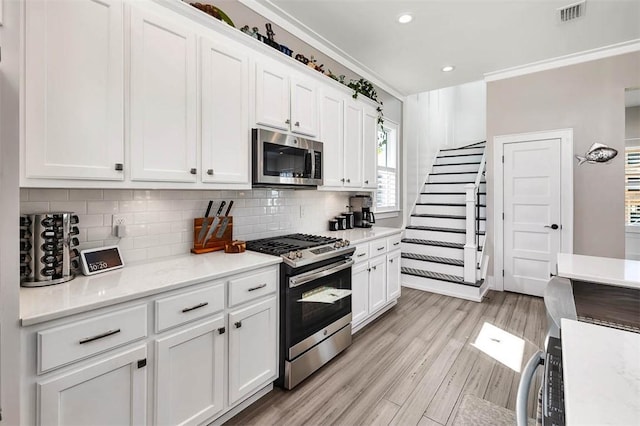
20,251 -> 282,326
557,253 -> 640,290
561,318 -> 640,425
316,226 -> 403,245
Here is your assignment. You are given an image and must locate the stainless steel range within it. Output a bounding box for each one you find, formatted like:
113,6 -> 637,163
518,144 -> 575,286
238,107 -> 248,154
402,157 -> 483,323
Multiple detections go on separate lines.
246,233 -> 354,389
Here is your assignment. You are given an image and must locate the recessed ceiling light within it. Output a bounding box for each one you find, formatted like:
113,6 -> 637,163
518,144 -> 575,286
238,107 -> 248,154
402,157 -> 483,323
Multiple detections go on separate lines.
397,14 -> 413,24
442,65 -> 455,72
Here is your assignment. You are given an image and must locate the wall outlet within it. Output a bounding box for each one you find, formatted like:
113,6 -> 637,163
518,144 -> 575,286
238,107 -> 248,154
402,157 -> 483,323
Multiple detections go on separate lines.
112,214 -> 127,226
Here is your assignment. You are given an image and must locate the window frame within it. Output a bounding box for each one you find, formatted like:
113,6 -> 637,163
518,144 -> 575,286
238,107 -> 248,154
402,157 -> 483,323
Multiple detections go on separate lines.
375,119 -> 400,215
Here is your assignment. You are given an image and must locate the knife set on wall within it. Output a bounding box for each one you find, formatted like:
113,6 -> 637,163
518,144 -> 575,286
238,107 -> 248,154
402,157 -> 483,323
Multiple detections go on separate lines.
191,200 -> 235,254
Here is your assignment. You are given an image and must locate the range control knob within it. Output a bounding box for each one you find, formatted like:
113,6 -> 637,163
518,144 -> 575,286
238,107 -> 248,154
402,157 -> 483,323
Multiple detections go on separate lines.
287,251 -> 297,260
334,241 -> 341,248
296,251 -> 303,259
344,240 -> 350,246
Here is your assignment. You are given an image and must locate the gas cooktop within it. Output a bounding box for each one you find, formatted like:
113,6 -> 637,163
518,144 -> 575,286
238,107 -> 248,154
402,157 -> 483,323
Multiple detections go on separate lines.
246,233 -> 353,268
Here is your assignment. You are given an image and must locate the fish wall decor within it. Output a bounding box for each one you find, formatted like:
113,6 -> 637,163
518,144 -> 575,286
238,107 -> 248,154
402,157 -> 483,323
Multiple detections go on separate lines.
575,143 -> 618,165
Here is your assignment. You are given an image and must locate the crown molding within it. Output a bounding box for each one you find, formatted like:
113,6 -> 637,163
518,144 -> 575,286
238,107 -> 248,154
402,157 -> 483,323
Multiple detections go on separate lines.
484,39 -> 640,82
238,0 -> 406,100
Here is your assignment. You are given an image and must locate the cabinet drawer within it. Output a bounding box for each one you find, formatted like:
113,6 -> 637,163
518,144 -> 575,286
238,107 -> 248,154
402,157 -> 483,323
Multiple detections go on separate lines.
155,282 -> 225,333
386,234 -> 402,251
229,268 -> 278,307
37,305 -> 147,374
353,243 -> 369,263
369,239 -> 387,257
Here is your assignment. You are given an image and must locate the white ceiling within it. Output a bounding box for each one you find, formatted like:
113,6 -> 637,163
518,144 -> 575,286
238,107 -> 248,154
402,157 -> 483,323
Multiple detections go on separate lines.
259,0 -> 640,96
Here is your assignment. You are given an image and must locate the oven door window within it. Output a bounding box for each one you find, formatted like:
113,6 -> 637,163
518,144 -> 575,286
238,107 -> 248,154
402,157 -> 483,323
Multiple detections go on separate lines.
263,142 -> 312,178
286,266 -> 351,348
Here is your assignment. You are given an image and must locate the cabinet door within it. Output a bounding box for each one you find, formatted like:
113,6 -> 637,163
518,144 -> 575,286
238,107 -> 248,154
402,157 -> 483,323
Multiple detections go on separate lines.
368,255 -> 387,313
228,296 -> 278,405
290,76 -> 318,137
24,0 -> 124,180
319,89 -> 344,188
387,250 -> 402,301
351,261 -> 370,327
38,345 -> 147,426
343,100 -> 363,188
201,38 -> 250,185
155,316 -> 225,426
130,4 -> 197,182
255,62 -> 290,131
362,105 -> 378,189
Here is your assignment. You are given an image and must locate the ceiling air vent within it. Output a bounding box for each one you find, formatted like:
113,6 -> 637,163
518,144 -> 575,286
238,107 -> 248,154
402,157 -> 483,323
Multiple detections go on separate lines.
558,0 -> 586,22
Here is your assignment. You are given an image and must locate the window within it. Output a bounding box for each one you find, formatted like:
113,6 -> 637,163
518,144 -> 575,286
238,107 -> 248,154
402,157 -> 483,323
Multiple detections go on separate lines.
626,145 -> 640,224
376,121 -> 399,213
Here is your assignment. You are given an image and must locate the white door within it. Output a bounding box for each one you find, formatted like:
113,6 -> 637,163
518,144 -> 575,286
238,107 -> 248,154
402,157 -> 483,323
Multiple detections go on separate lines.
255,62 -> 290,131
362,106 -> 378,189
38,345 -> 147,426
290,76 -> 318,137
319,89 -> 344,188
201,37 -> 250,185
24,0 -> 124,180
386,250 -> 401,300
130,3 -> 197,182
368,255 -> 387,313
228,296 -> 277,405
343,100 -> 363,188
351,261 -> 369,327
155,316 -> 225,426
503,139 -> 562,296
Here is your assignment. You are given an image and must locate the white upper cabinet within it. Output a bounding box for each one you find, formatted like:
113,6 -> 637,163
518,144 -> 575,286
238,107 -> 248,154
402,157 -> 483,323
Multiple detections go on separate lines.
290,75 -> 318,137
129,3 -> 198,182
255,61 -> 318,137
362,105 -> 378,189
200,37 -> 250,185
319,88 -> 345,188
24,0 -> 124,180
255,61 -> 290,132
343,99 -> 363,188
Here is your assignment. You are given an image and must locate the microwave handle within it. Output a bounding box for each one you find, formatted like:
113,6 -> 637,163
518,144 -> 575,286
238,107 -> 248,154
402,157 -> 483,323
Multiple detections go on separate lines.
516,350 -> 545,426
289,259 -> 354,288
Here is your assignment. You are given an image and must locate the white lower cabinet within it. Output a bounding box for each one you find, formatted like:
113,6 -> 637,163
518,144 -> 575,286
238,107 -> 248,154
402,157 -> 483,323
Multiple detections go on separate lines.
351,234 -> 402,332
23,265 -> 280,426
351,262 -> 370,325
154,316 -> 225,426
38,345 -> 147,426
228,296 -> 278,405
387,250 -> 402,300
368,255 -> 387,313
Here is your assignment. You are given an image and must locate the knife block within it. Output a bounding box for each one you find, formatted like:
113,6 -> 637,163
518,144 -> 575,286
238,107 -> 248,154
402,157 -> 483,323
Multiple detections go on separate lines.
191,216 -> 233,254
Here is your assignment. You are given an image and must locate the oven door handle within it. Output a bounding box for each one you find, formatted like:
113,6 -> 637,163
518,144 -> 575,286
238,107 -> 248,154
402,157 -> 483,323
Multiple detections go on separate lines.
289,259 -> 354,288
516,350 -> 545,426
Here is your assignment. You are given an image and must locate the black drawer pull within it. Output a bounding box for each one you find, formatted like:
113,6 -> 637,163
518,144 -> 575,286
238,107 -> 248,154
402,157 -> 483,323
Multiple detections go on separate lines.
357,253 -> 366,257
79,328 -> 121,344
218,327 -> 226,335
182,302 -> 209,313
393,242 -> 400,246
247,283 -> 267,292
377,247 -> 385,251
235,321 -> 242,328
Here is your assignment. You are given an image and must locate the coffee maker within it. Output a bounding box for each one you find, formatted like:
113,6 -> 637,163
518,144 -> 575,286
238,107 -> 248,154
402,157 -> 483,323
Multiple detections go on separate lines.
350,195 -> 376,228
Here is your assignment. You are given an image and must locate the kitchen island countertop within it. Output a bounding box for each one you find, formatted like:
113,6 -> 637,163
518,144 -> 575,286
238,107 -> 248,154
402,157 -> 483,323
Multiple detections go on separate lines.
20,251 -> 282,326
561,318 -> 640,425
557,253 -> 640,290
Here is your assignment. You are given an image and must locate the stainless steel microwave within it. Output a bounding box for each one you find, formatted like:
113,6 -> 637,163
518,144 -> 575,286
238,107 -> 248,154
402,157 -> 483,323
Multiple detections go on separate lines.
252,128 -> 323,188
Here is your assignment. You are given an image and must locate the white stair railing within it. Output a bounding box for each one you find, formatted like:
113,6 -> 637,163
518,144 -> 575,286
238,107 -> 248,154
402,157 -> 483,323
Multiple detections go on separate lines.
463,151 -> 486,283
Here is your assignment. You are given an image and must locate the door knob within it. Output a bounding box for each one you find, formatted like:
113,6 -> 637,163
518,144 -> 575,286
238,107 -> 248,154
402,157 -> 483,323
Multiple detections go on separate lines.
544,224 -> 559,230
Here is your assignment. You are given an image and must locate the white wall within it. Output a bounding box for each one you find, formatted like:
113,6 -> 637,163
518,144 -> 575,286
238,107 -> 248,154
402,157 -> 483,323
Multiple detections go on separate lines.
21,189 -> 352,264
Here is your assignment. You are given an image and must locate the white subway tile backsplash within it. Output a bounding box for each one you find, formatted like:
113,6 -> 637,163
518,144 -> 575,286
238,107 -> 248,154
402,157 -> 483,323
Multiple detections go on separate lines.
20,188 -> 353,263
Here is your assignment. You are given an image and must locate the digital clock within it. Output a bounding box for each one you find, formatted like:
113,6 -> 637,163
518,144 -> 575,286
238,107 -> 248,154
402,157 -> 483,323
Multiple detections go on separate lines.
80,245 -> 124,276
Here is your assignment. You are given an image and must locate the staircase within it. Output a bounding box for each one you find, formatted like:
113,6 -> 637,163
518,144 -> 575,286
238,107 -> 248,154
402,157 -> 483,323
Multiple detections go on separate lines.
401,142 -> 490,302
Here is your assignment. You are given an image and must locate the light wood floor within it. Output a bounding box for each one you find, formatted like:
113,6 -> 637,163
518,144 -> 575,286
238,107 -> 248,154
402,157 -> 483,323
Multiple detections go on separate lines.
225,288 -> 546,426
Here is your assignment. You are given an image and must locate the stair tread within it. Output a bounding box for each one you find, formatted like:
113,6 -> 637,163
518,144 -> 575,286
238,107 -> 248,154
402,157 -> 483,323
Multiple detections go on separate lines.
421,192 -> 487,195
440,141 -> 486,151
406,225 -> 486,235
416,203 -> 487,207
401,238 -> 483,252
426,181 -> 478,185
401,267 -> 483,287
433,161 -> 482,166
430,171 -> 479,175
402,253 -> 464,266
412,213 -> 486,220
436,152 -> 483,158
